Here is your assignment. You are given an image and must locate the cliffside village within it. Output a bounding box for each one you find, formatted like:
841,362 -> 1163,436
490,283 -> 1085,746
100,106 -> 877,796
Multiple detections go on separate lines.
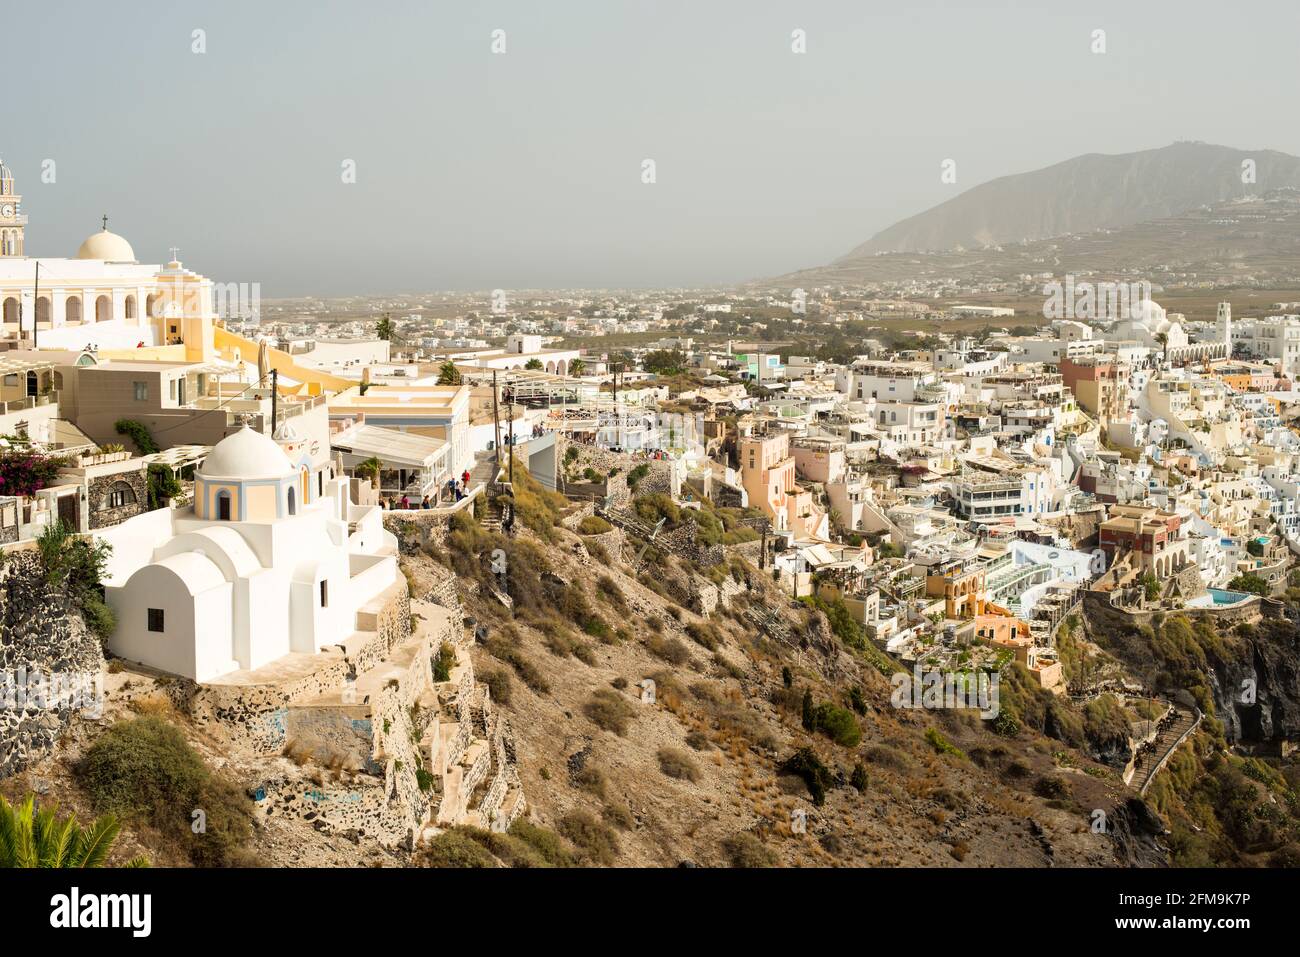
4,153 -> 1300,843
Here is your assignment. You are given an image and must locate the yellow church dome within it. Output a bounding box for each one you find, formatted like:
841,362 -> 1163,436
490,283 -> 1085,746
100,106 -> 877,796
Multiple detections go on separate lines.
77,228 -> 136,262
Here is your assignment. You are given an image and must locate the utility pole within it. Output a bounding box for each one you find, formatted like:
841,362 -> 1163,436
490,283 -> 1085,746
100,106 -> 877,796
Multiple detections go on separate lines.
611,362 -> 619,449
32,261 -> 39,349
492,369 -> 501,480
270,368 -> 278,434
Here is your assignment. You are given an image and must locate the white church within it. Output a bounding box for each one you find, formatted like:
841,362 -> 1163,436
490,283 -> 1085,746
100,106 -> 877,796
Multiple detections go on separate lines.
1,156 -> 216,358
97,423 -> 400,682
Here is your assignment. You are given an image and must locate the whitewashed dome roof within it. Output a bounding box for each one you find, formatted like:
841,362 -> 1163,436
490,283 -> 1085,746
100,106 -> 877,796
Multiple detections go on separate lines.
77,228 -> 136,262
198,425 -> 294,481
1127,297 -> 1169,332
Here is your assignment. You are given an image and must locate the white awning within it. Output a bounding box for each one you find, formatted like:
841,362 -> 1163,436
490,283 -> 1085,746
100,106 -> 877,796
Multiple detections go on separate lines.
332,424 -> 449,469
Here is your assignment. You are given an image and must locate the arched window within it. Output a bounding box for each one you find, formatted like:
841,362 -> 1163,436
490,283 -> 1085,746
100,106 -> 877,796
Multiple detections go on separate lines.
95,295 -> 111,323
216,490 -> 232,521
287,486 -> 297,516
125,295 -> 137,320
102,481 -> 137,510
65,296 -> 82,323
35,296 -> 50,326
1,297 -> 15,325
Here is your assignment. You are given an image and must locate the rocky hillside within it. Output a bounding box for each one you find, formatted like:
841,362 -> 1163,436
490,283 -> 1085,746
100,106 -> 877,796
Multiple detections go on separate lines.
397,480 -> 1165,868
1082,610 -> 1300,866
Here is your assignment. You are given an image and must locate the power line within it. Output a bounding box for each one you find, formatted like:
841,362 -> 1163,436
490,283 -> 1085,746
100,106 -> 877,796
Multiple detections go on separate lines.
146,371 -> 269,437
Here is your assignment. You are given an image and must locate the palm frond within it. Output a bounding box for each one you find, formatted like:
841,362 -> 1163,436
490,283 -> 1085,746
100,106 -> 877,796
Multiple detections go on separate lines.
71,815 -> 121,869
0,794 -> 21,867
45,815 -> 82,869
12,795 -> 37,868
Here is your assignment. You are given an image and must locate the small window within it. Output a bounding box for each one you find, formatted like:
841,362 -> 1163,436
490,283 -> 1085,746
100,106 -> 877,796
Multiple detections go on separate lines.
217,491 -> 232,521
147,608 -> 165,633
133,381 -> 147,401
320,580 -> 329,608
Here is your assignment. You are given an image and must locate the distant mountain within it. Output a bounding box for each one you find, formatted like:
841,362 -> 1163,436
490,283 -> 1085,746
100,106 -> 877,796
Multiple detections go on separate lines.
764,188 -> 1300,290
836,142 -> 1300,261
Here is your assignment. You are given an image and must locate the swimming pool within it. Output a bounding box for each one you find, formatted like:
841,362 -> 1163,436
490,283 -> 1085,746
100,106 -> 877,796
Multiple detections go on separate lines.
1187,588 -> 1254,608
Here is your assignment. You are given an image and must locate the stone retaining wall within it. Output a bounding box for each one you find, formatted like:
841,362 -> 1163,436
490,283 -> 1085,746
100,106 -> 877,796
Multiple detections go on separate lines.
0,551 -> 106,779
164,582 -> 414,755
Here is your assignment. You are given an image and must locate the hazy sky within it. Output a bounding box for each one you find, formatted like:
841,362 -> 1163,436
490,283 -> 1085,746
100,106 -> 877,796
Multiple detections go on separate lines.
5,0 -> 1294,296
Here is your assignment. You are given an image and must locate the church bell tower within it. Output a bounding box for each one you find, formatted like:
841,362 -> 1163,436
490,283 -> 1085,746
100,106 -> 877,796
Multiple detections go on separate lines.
0,159 -> 26,257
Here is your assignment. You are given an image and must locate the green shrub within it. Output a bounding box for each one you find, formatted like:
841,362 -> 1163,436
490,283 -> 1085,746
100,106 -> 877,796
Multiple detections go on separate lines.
799,593 -> 866,650
578,515 -> 613,535
779,748 -> 834,806
75,716 -> 252,866
925,727 -> 966,760
1227,573 -> 1269,596
459,826 -> 552,868
558,809 -> 620,865
432,642 -> 456,682
509,820 -> 577,867
417,829 -> 498,867
114,419 -> 160,455
35,521 -> 114,640
811,704 -> 862,747
147,464 -> 183,509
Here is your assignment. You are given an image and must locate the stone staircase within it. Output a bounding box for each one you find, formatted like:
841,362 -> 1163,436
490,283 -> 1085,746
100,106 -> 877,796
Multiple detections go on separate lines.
417,635 -> 523,839
744,604 -> 796,646
1128,704 -> 1201,795
272,595 -> 525,849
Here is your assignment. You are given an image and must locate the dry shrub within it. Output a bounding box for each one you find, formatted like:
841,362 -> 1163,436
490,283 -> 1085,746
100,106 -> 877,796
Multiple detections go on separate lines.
720,832 -> 777,868
646,633 -> 690,665
558,809 -> 620,865
583,688 -> 637,735
657,746 -> 701,782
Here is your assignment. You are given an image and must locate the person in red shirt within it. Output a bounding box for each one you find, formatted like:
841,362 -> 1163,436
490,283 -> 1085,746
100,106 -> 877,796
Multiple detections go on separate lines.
461,469 -> 470,487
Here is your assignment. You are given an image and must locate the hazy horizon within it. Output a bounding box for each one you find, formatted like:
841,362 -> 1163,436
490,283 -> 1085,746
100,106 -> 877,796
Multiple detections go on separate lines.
7,0 -> 1298,296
